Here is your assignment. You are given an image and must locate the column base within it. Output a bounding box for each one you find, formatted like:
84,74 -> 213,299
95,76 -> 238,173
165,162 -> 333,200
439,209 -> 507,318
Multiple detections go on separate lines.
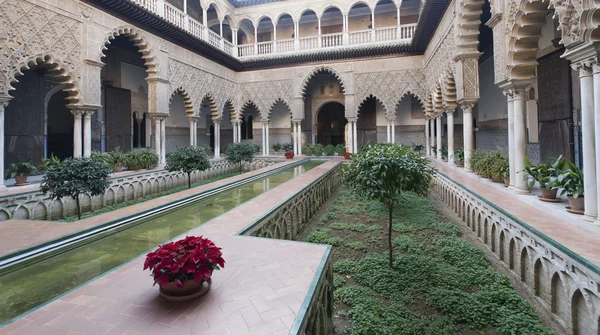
511,187 -> 530,195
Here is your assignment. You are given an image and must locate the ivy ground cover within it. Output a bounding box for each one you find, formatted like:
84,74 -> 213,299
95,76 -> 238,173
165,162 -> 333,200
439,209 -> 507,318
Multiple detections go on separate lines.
298,188 -> 551,335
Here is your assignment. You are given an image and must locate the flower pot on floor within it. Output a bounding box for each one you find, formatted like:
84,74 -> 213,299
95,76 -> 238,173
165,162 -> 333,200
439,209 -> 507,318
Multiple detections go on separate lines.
160,278 -> 212,302
457,161 -> 464,168
113,165 -> 122,173
567,195 -> 584,213
539,187 -> 558,200
14,175 -> 29,186
491,176 -> 501,183
503,177 -> 510,187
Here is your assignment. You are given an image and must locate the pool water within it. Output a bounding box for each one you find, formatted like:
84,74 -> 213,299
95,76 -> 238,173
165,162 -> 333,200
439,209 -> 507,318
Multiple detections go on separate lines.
0,161 -> 322,324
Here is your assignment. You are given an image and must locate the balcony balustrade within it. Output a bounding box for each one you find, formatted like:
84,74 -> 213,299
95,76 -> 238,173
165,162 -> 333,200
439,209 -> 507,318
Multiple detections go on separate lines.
130,0 -> 417,59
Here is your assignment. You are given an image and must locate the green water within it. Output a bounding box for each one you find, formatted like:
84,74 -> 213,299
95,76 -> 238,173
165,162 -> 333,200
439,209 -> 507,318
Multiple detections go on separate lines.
0,161 -> 322,324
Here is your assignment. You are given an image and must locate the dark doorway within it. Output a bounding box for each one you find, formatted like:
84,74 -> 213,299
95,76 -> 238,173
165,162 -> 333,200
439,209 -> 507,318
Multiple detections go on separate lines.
357,97 -> 377,147
209,125 -> 215,152
104,86 -> 132,151
317,102 -> 346,146
46,90 -> 73,160
537,49 -> 573,162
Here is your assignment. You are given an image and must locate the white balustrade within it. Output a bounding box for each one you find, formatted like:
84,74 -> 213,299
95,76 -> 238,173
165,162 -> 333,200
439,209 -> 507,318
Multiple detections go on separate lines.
238,44 -> 255,57
400,23 -> 417,41
321,33 -> 343,48
375,26 -> 397,42
276,39 -> 294,53
257,41 -> 273,55
188,17 -> 204,39
164,3 -> 185,29
207,29 -> 221,49
299,36 -> 318,50
348,29 -> 372,45
223,40 -> 233,56
131,0 -> 157,12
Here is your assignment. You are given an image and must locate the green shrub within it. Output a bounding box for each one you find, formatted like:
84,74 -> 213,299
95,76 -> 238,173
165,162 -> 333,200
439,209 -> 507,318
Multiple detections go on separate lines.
281,143 -> 293,152
138,149 -> 159,169
272,143 -> 282,152
226,142 -> 255,173
320,212 -> 336,223
346,241 -> 366,250
306,228 -> 344,246
166,146 -> 211,188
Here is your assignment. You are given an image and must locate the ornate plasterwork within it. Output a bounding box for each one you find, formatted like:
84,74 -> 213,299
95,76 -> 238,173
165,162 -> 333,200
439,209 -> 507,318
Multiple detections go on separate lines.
300,66 -> 347,97
425,27 -> 457,94
353,69 -> 428,116
0,0 -> 83,106
549,0 -> 596,48
237,79 -> 293,119
100,26 -> 159,79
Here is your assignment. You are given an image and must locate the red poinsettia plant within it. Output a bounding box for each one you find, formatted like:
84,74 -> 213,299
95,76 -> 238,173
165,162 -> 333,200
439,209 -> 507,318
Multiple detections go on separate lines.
343,152 -> 352,160
285,151 -> 294,159
144,235 -> 225,288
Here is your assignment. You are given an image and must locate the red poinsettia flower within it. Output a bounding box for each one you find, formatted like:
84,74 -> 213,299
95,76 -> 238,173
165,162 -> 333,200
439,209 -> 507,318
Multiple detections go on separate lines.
143,235 -> 225,287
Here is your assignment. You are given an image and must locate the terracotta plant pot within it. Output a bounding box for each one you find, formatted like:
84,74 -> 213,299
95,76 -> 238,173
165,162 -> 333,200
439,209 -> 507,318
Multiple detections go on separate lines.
456,161 -> 464,167
491,176 -> 501,183
539,187 -> 558,200
443,158 -> 448,162
14,175 -> 29,186
503,177 -> 510,187
113,165 -> 122,173
160,278 -> 212,302
567,196 -> 584,212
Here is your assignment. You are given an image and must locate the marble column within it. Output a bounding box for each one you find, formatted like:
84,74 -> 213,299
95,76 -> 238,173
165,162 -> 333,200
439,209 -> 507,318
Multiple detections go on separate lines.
72,110 -> 83,158
83,111 -> 93,157
261,122 -> 266,155
512,88 -> 529,194
160,117 -> 166,165
237,121 -> 241,143
347,120 -> 354,153
578,62 -> 597,217
593,62 -> 600,222
504,89 -> 516,187
293,121 -> 298,155
352,120 -> 358,153
0,103 -> 7,189
214,121 -> 221,158
446,108 -> 454,165
265,121 -> 270,155
386,120 -> 391,143
154,117 -> 161,162
193,120 -> 197,146
425,117 -> 430,156
436,115 -> 442,160
390,117 -> 396,144
297,122 -> 302,155
461,104 -> 474,171
189,117 -> 196,146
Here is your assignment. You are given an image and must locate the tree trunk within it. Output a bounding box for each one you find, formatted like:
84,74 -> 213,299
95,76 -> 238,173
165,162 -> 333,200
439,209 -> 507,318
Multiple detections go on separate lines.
240,163 -> 243,174
75,196 -> 81,220
388,202 -> 393,268
187,173 -> 191,189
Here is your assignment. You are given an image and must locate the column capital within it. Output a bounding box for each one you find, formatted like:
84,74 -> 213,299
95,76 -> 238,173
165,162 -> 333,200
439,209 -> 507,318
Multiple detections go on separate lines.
572,57 -> 597,77
187,115 -> 200,122
459,102 -> 475,113
443,106 -> 456,115
385,114 -> 396,122
346,117 -> 357,122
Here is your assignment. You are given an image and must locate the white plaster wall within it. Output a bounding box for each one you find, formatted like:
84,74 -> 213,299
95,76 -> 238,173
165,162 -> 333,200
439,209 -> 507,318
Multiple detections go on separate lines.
120,62 -> 148,93
270,101 -> 291,128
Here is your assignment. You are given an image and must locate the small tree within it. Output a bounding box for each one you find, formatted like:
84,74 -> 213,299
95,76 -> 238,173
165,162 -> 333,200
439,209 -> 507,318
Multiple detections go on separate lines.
165,146 -> 211,189
342,143 -> 435,267
40,158 -> 112,220
226,142 -> 255,173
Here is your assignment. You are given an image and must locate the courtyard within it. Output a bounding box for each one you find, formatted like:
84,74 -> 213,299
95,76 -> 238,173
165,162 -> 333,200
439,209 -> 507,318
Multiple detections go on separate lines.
0,0 -> 599,333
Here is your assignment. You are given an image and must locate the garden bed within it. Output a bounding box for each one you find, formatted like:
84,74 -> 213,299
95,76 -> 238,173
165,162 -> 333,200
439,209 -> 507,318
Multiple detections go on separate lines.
297,188 -> 552,335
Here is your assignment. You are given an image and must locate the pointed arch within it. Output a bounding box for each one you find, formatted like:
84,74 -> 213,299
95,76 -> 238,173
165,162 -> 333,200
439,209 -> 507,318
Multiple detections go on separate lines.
100,26 -> 158,79
201,94 -> 219,120
224,100 -> 237,122
171,88 -> 194,114
301,66 -> 347,97
5,54 -> 82,107
443,71 -> 457,110
268,98 -> 292,117
455,0 -> 486,57
357,94 -> 389,116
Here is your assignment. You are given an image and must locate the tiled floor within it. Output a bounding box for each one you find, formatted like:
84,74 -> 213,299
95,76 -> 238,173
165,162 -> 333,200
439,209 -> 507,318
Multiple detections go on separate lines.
0,159 -> 298,258
431,160 -> 600,268
0,159 -> 339,335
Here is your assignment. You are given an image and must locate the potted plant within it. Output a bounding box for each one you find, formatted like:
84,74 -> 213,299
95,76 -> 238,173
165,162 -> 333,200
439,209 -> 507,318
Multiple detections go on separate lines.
411,143 -> 425,154
138,149 -> 159,169
525,155 -> 565,200
6,160 -> 37,186
549,160 -> 584,213
343,152 -> 352,160
441,146 -> 449,162
470,149 -> 484,175
38,154 -> 61,173
453,149 -> 464,167
335,144 -> 346,156
107,147 -> 127,172
143,235 -> 225,302
489,151 -> 508,183
272,143 -> 282,153
281,143 -> 293,152
285,151 -> 294,159
125,151 -> 142,171
303,144 -> 314,156
324,145 -> 336,156
253,144 -> 260,155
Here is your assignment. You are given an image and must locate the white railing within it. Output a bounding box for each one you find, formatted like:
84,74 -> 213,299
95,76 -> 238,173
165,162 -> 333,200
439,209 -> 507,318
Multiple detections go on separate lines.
164,3 -> 185,30
321,33 -> 343,48
375,26 -> 398,42
276,39 -> 294,53
131,0 -> 157,12
299,36 -> 318,50
238,44 -> 255,57
188,17 -> 204,39
348,29 -> 372,45
223,40 -> 233,56
399,23 -> 417,41
257,41 -> 273,55
125,0 -> 418,59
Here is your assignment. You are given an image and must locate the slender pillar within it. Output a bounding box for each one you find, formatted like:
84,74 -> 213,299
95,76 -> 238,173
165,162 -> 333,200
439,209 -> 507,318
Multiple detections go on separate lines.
298,122 -> 302,155
446,108 -> 455,165
425,117 -> 430,156
578,63 -> 597,216
348,120 -> 354,153
237,121 -> 241,143
371,10 -> 376,41
436,115 -> 442,160
390,118 -> 396,144
189,118 -> 195,146
505,90 -> 516,187
593,62 -> 600,222
293,121 -> 298,155
155,117 -> 161,162
72,110 -> 82,158
386,120 -> 391,143
512,88 -> 529,194
83,111 -> 93,157
262,122 -> 266,155
193,120 -> 198,146
353,121 -> 358,153
160,117 -> 166,165
0,103 -> 7,189
265,121 -> 270,155
254,26 -> 258,54
462,104 -> 474,171
318,19 -> 322,48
